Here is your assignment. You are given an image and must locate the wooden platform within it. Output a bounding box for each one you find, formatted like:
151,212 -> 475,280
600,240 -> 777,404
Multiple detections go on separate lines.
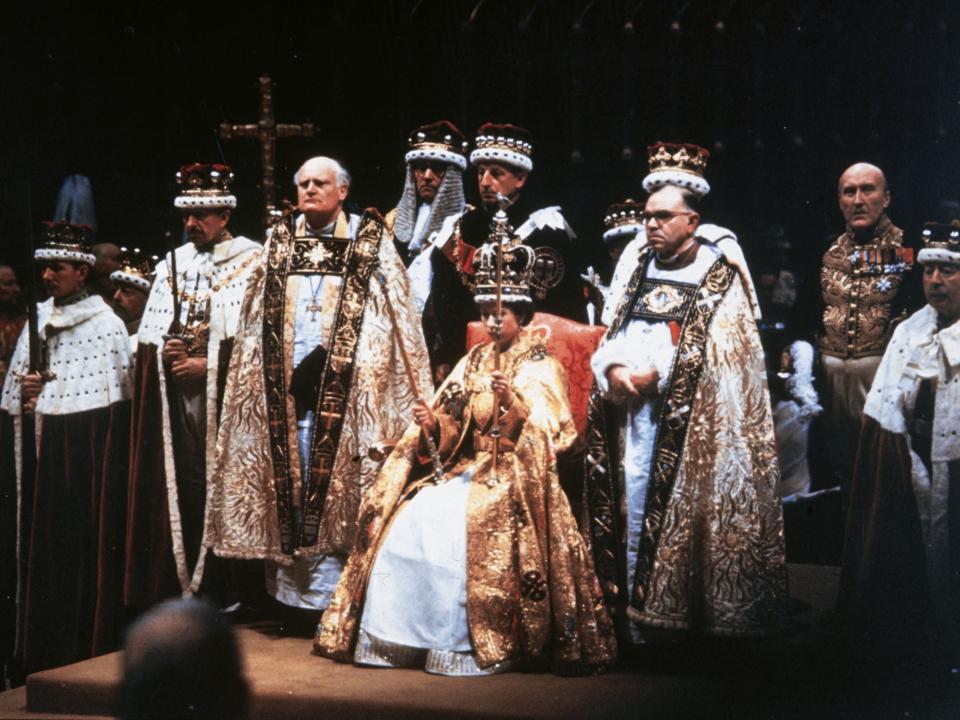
1,565 -> 957,719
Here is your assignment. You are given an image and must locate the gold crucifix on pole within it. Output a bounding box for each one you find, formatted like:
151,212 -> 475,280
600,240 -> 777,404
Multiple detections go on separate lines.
219,75 -> 315,226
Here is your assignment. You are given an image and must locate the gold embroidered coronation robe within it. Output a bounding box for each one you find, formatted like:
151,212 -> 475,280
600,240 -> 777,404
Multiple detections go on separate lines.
586,248 -> 789,637
208,211 -> 432,564
315,332 -> 616,674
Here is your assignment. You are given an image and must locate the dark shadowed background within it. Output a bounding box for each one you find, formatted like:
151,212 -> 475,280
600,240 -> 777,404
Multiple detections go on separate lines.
1,0 -> 957,281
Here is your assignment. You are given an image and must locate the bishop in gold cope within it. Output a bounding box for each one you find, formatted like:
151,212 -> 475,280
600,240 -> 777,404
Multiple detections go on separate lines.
209,156 -> 431,630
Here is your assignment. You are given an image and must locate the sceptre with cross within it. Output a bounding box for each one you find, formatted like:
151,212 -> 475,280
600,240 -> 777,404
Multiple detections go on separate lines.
219,75 -> 314,227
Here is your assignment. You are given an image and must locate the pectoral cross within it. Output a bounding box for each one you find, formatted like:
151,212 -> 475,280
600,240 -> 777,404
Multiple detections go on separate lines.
306,303 -> 323,319
219,75 -> 315,226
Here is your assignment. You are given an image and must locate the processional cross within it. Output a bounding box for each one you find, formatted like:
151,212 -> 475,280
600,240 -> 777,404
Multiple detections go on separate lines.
219,75 -> 315,226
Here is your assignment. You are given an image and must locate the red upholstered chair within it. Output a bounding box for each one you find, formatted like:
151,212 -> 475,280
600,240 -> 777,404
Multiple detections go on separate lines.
465,312 -> 606,448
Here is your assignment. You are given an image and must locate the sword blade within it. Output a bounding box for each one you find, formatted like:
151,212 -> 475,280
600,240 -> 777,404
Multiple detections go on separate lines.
166,230 -> 182,334
24,183 -> 40,373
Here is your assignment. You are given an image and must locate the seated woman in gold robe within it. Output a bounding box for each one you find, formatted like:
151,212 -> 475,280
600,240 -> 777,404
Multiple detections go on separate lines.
314,237 -> 616,676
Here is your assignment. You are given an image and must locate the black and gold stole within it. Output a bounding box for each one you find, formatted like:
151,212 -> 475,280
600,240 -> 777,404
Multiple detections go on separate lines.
262,211 -> 383,553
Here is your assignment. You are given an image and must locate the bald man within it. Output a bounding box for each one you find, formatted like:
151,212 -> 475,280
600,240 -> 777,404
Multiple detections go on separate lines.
816,162 -> 915,506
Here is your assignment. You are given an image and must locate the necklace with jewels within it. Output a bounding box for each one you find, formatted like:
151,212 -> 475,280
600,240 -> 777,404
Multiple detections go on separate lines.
166,253 -> 258,304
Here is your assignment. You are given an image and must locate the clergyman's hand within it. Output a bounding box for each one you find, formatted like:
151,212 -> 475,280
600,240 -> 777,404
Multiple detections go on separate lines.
606,365 -> 660,403
630,368 -> 660,397
606,365 -> 639,403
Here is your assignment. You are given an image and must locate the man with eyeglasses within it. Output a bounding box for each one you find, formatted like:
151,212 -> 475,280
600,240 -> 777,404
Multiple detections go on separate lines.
602,142 -> 759,327
586,169 -> 788,647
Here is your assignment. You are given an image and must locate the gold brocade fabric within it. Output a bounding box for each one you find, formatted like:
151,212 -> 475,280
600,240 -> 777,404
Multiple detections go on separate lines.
627,278 -> 790,636
315,332 -> 617,674
819,217 -> 905,359
206,214 -> 432,562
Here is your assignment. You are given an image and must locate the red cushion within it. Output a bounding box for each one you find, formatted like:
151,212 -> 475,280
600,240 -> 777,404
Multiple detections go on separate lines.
466,313 -> 606,441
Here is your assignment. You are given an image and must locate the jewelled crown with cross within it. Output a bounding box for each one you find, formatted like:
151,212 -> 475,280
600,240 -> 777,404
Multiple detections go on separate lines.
643,141 -> 711,196
35,221 -> 96,265
406,120 -> 470,171
111,247 -> 158,292
918,221 -> 960,265
174,163 -> 237,210
471,215 -> 537,305
470,207 -> 565,304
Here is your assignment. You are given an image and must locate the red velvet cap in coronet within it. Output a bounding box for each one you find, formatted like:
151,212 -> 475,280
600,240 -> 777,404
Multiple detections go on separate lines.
603,199 -> 645,244
643,141 -> 711,196
470,122 -> 534,173
918,221 -> 960,265
35,221 -> 96,266
406,120 -> 470,171
174,163 -> 237,209
110,247 -> 158,292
